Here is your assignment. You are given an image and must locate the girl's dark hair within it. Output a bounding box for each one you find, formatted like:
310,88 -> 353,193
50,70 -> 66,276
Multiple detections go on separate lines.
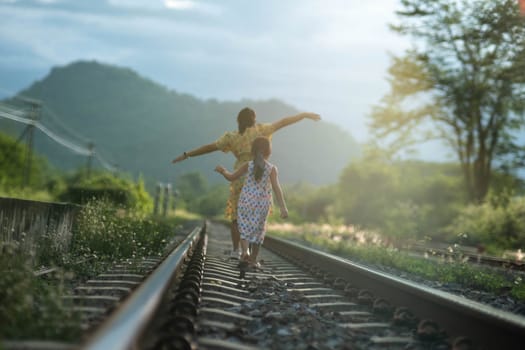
251,136 -> 271,182
237,107 -> 256,134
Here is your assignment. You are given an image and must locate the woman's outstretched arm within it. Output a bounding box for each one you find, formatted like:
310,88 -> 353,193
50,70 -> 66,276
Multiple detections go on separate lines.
172,143 -> 219,164
271,112 -> 321,132
215,163 -> 249,182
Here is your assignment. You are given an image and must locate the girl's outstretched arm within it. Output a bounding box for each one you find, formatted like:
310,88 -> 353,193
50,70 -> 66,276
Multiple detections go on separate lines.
172,143 -> 219,164
270,167 -> 288,218
215,163 -> 249,182
271,112 -> 321,132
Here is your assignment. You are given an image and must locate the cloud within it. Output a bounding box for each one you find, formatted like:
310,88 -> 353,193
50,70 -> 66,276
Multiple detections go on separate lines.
0,0 -> 409,141
105,0 -> 222,15
0,6 -> 141,67
0,0 -> 62,4
288,1 -> 407,51
107,0 -> 162,10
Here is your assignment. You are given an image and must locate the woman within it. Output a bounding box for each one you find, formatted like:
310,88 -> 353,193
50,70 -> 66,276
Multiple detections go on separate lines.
172,107 -> 320,258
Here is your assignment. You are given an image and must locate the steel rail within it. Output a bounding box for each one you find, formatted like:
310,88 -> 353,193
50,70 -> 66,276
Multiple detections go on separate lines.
81,225 -> 204,350
411,244 -> 525,271
264,235 -> 525,350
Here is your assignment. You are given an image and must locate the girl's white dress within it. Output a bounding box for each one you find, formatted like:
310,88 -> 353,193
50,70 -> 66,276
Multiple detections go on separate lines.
237,160 -> 274,244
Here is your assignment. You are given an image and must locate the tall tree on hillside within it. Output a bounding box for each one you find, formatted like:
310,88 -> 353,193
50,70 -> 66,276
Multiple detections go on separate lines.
369,0 -> 525,202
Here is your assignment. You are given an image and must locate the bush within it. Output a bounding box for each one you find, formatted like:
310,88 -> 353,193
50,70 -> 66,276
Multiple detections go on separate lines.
0,242 -> 81,340
283,183 -> 339,224
60,172 -> 152,214
336,159 -> 466,241
195,184 -> 228,217
383,200 -> 421,244
71,200 -> 174,260
446,196 -> 525,250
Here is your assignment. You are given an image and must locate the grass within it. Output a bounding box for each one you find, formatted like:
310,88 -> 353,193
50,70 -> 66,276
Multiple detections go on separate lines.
268,223 -> 525,302
1,200 -> 196,342
0,188 -> 54,202
0,242 -> 81,341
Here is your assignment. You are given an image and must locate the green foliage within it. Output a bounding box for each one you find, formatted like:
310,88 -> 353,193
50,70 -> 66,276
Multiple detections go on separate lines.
174,172 -> 229,217
269,226 -> 525,301
195,184 -> 229,217
59,171 -> 153,214
447,196 -> 525,250
370,0 -> 525,202
382,200 -> 420,242
71,200 -> 174,260
338,160 -> 398,229
0,242 -> 81,340
0,198 -> 191,341
177,172 -> 209,203
0,131 -> 54,191
281,182 -> 340,224
0,187 -> 54,202
336,159 -> 466,241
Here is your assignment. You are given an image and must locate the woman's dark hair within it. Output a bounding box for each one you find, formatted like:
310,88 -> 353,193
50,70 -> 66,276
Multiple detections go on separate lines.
237,107 -> 256,134
251,136 -> 271,182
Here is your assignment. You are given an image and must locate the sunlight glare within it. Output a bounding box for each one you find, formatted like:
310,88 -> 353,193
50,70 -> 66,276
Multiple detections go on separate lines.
164,0 -> 194,10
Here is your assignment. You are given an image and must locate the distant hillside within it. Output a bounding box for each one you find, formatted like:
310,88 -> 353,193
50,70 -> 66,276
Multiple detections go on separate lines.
1,61 -> 360,186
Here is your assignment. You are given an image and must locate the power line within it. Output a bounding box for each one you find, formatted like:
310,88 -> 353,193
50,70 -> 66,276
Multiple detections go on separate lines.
0,108 -> 34,125
0,107 -> 91,155
1,89 -> 118,173
43,105 -> 91,143
35,123 -> 92,156
0,102 -> 31,118
0,102 -> 116,172
95,153 -> 117,172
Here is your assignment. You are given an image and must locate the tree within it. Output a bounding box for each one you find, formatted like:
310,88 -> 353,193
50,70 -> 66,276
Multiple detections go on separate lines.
0,132 -> 50,189
369,0 -> 525,203
177,172 -> 208,200
176,172 -> 209,213
337,158 -> 468,240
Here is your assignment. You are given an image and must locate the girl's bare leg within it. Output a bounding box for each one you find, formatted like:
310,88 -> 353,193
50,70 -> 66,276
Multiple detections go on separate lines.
250,244 -> 260,263
227,220 -> 241,259
240,239 -> 250,260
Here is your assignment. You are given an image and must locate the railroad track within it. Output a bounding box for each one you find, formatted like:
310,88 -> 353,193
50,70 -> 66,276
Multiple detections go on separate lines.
1,225 -> 195,350
4,221 -> 524,349
87,221 -> 525,349
409,243 -> 525,272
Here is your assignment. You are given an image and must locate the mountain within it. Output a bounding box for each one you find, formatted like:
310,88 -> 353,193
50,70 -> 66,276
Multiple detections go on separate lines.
0,61 -> 360,186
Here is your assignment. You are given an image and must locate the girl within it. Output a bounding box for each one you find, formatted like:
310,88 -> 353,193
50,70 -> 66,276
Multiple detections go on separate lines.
215,136 -> 288,267
173,108 -> 319,259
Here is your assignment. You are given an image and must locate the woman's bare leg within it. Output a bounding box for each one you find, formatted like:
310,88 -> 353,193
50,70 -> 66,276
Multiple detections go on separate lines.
231,220 -> 240,251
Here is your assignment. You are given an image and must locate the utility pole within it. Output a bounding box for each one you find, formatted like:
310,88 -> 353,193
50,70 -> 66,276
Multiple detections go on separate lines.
86,141 -> 94,177
23,99 -> 41,187
162,183 -> 171,217
153,183 -> 162,216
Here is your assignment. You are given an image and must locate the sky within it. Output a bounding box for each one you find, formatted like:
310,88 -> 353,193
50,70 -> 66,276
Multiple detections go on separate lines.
0,0 -> 410,144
